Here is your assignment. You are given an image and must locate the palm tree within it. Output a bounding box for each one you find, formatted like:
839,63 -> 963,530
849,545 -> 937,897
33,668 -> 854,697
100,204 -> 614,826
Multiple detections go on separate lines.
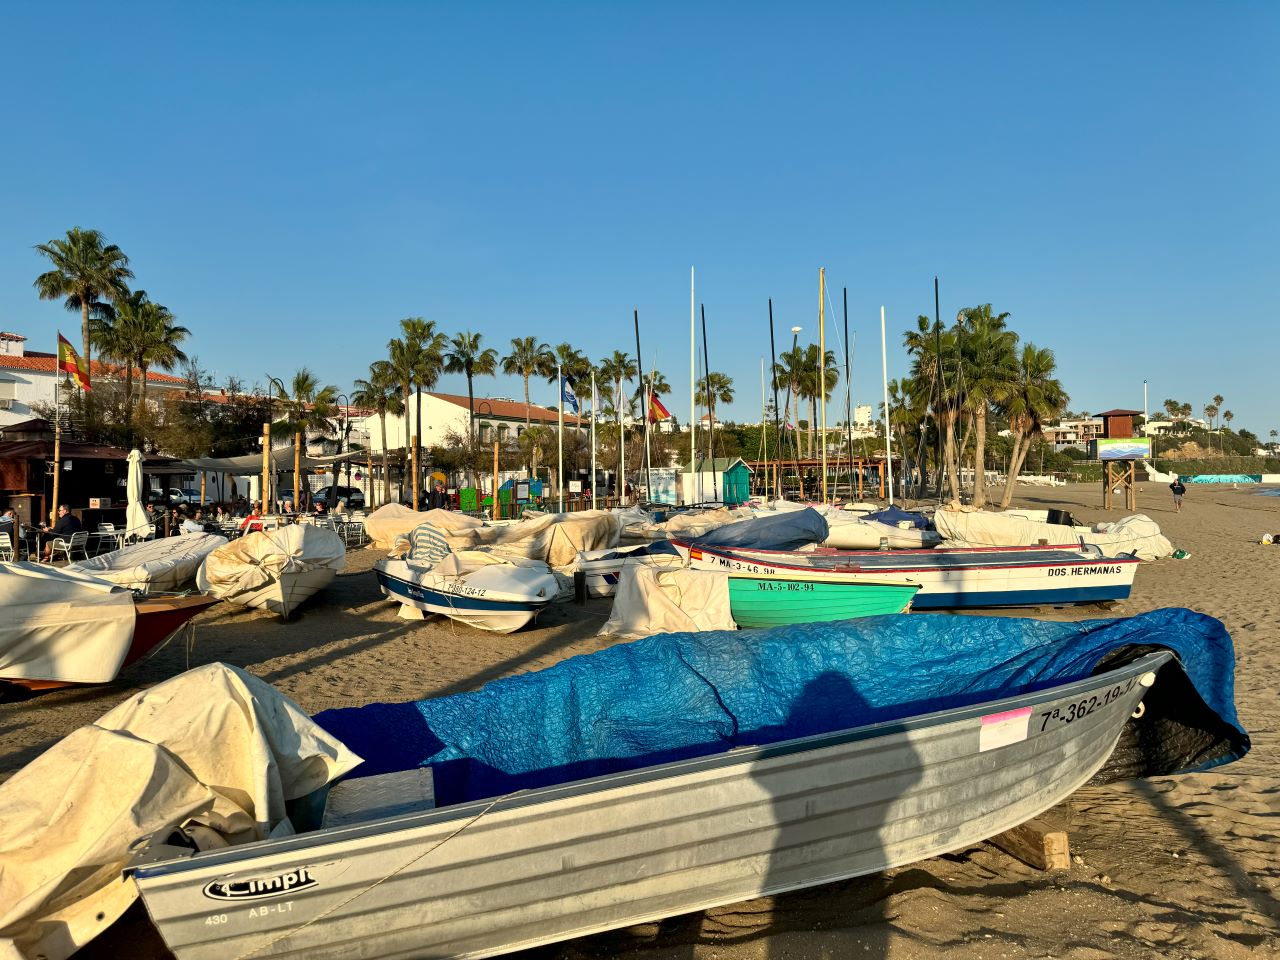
352,360 -> 403,505
695,371 -> 735,454
795,343 -> 838,461
998,344 -> 1067,507
958,305 -> 1018,507
905,316 -> 963,499
127,297 -> 189,444
1222,410 -> 1234,434
501,337 -> 555,426
277,368 -> 338,439
772,345 -> 807,461
443,331 -> 499,442
34,227 -> 134,377
397,317 -> 448,472
89,290 -> 146,426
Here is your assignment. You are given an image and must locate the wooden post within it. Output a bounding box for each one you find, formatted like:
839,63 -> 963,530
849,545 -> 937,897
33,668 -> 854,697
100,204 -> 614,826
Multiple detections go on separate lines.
261,423 -> 271,513
293,431 -> 302,511
492,441 -> 500,520
367,450 -> 373,507
199,472 -> 206,507
411,435 -> 419,510
878,462 -> 885,499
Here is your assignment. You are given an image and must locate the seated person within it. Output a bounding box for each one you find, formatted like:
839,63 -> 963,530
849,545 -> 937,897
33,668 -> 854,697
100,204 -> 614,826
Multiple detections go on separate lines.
313,499 -> 328,516
240,502 -> 264,534
427,481 -> 448,510
282,499 -> 294,515
214,505 -> 229,523
333,498 -> 347,516
0,507 -> 17,544
180,509 -> 206,534
39,504 -> 82,560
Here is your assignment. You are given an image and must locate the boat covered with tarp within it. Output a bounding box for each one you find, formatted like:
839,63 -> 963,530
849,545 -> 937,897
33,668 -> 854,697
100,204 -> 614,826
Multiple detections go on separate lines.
196,525 -> 345,619
68,533 -> 228,594
123,608 -> 1245,960
934,507 -> 1175,560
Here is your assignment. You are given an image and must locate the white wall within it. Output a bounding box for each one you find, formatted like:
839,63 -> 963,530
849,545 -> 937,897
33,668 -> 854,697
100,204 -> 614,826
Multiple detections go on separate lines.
0,369 -> 57,427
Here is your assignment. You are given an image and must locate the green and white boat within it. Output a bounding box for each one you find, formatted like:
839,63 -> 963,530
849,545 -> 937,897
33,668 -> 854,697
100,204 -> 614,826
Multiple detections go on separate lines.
726,574 -> 919,627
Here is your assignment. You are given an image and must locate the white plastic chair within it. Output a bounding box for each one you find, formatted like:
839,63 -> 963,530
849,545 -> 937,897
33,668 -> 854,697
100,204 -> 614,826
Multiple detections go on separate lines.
49,530 -> 90,564
0,531 -> 13,562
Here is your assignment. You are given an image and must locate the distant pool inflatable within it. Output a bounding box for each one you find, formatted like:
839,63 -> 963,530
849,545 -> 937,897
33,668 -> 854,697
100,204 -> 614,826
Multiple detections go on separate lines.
1180,474 -> 1262,484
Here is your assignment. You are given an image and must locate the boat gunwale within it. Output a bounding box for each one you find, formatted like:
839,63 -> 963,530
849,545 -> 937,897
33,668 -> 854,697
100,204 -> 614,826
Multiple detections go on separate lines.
131,650 -> 1172,879
676,540 -> 1143,575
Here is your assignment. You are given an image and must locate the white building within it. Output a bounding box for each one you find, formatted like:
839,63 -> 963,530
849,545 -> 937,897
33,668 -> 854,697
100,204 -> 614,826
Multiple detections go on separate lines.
0,330 -> 188,427
357,392 -> 585,453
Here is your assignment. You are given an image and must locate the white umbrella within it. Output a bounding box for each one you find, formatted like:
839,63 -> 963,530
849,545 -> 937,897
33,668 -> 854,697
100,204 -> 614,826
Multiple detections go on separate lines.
126,449 -> 149,539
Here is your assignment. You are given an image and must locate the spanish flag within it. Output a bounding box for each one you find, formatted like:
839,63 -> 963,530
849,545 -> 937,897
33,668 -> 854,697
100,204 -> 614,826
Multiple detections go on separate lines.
57,333 -> 91,391
648,392 -> 671,423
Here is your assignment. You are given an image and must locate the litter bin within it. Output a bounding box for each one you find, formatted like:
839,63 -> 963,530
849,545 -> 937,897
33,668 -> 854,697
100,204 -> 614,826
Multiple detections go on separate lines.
1046,508 -> 1073,526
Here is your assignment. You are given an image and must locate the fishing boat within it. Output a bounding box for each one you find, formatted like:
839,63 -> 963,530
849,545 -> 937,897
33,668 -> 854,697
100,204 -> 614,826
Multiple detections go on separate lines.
0,563 -> 216,692
679,541 -> 1140,609
725,574 -> 918,626
374,553 -> 558,633
128,608 -> 1247,960
196,525 -> 346,620
933,508 -> 1174,560
574,541 -> 686,597
68,533 -> 228,594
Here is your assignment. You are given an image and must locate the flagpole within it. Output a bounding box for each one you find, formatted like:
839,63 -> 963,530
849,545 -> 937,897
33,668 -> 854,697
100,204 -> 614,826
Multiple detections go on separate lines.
51,369 -> 62,525
591,372 -> 597,510
644,368 -> 656,504
760,356 -> 767,499
557,362 -> 564,512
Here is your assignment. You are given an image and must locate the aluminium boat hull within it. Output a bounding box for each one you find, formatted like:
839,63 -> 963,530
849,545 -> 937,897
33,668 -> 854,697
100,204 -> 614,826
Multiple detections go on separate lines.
132,652 -> 1168,960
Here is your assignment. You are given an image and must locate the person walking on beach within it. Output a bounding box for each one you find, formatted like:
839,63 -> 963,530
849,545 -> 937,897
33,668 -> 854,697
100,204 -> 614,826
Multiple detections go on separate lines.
1170,476 -> 1186,513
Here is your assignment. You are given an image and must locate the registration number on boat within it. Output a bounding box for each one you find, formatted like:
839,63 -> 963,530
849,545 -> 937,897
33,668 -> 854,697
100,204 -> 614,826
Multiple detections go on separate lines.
1038,677 -> 1138,731
754,581 -> 815,592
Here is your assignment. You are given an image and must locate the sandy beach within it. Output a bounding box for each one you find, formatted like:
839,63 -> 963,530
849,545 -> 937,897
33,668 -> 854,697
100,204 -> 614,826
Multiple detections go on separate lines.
3,483 -> 1277,960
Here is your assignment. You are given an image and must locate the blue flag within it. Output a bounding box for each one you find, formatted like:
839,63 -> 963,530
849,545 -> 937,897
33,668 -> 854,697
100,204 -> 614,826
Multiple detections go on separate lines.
561,376 -> 579,414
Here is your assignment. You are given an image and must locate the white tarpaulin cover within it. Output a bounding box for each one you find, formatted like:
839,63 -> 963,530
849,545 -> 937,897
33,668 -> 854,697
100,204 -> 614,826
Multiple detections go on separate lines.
445,510 -> 623,568
599,565 -> 735,640
197,524 -> 346,603
0,564 -> 136,684
628,506 -> 753,542
934,507 -> 1174,561
67,533 -> 228,594
0,663 -> 362,960
363,504 -> 483,551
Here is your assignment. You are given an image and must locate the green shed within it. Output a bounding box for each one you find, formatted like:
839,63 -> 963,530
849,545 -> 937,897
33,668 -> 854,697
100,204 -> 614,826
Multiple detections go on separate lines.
680,457 -> 753,506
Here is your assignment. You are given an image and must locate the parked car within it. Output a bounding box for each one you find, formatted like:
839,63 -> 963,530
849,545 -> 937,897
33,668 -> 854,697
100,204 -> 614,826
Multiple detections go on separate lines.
311,485 -> 366,510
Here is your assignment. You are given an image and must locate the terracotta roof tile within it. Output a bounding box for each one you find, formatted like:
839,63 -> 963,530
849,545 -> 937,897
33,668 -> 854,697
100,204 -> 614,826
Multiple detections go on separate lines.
0,351 -> 185,384
432,392 -> 583,425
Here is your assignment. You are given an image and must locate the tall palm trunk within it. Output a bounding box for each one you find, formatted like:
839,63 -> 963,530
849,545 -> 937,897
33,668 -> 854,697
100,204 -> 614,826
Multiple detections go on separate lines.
414,388 -> 422,490
999,427 -> 1033,507
971,409 -> 989,508
80,301 -> 91,384
138,362 -> 151,446
943,409 -> 961,502
808,394 -> 817,459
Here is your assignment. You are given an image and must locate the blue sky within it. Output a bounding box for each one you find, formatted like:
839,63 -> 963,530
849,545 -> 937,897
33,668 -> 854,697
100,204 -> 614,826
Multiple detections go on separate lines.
2,2 -> 1276,436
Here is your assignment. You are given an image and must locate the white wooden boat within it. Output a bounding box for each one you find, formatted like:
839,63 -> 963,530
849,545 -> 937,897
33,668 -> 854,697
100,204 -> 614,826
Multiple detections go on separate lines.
196,525 -> 345,619
374,554 -> 558,633
934,509 -> 1174,560
130,650 -> 1171,960
680,541 -> 1141,609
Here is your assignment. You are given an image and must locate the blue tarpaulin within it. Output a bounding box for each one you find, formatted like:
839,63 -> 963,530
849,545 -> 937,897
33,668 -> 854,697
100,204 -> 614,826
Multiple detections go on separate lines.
315,609 -> 1248,807
863,505 -> 930,529
689,507 -> 829,551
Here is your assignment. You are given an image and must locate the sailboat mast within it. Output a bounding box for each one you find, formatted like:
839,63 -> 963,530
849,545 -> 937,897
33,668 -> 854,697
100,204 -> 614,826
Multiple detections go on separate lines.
844,287 -> 854,502
634,309 -> 652,503
590,372 -> 597,510
690,267 -> 696,504
768,299 -> 781,501
880,305 -> 894,506
701,305 -> 717,504
819,267 -> 827,502
557,361 -> 564,512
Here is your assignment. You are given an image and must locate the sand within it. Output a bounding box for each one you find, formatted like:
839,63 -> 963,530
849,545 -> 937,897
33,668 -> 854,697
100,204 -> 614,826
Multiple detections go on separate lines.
3,483 -> 1277,959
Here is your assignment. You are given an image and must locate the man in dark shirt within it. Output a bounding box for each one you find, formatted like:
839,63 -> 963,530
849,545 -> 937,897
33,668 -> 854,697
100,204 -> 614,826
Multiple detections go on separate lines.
39,504 -> 82,559
1169,477 -> 1186,513
427,481 -> 448,510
